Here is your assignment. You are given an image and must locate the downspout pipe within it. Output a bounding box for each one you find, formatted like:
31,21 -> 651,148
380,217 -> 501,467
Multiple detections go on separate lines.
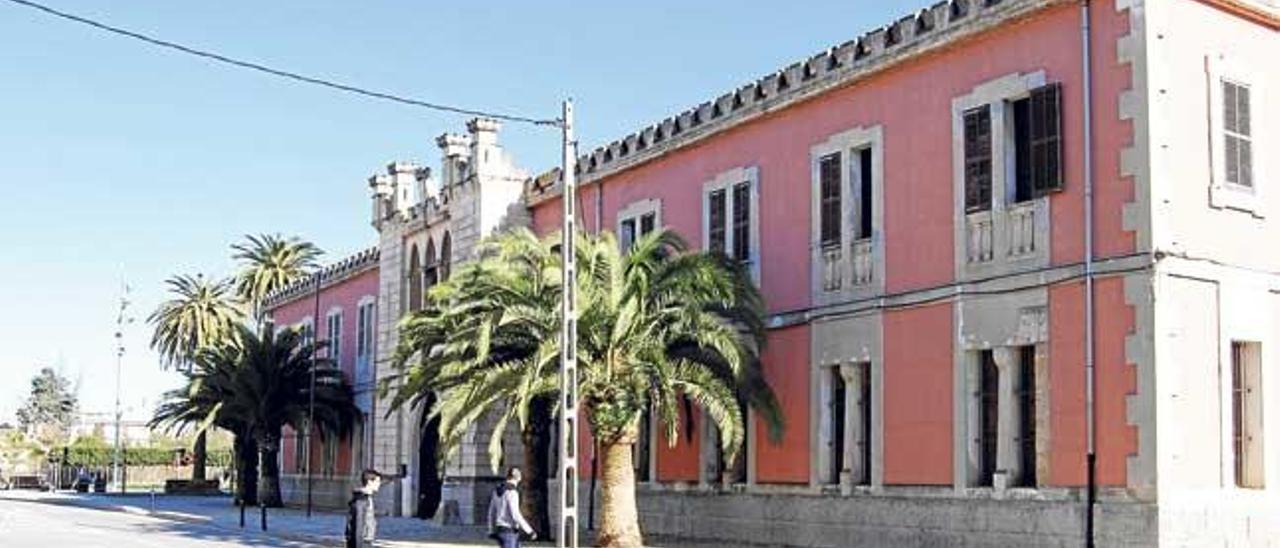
1080,1 -> 1097,547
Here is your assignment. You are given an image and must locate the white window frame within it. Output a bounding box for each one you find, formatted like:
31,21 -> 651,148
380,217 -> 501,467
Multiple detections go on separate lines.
951,71 -> 1053,280
326,307 -> 343,366
809,124 -> 885,303
617,198 -> 662,250
297,316 -> 315,348
1208,53 -> 1267,217
701,166 -> 761,282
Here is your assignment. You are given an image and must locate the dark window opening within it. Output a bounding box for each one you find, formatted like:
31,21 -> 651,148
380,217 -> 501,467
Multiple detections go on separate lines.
829,367 -> 846,484
1017,346 -> 1037,487
620,218 -> 636,250
819,152 -> 843,247
858,364 -> 872,486
708,189 -> 727,255
964,106 -> 993,212
732,182 -> 751,263
978,350 -> 999,487
1013,97 -> 1034,203
855,147 -> 873,240
639,212 -> 656,237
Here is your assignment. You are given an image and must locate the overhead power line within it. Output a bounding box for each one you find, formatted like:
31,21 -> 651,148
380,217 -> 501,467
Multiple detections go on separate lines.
4,0 -> 560,127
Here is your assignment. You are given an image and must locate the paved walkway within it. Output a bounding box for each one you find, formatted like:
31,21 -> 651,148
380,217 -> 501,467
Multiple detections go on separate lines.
0,490 -> 497,547
0,490 -> 725,547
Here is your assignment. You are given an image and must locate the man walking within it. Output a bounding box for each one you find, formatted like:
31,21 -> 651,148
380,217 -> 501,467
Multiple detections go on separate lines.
488,467 -> 535,548
346,469 -> 382,548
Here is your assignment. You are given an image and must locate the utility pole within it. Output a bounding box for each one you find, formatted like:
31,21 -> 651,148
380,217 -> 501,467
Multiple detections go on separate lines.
557,99 -> 579,548
112,280 -> 132,493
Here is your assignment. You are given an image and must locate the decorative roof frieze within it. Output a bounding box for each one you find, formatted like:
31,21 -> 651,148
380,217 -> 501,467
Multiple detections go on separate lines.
527,0 -> 1062,200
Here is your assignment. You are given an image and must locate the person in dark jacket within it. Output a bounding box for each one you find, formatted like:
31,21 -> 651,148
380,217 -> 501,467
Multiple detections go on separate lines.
346,469 -> 383,548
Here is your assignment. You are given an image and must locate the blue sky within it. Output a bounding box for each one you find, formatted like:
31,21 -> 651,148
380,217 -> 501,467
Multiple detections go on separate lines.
0,0 -> 921,422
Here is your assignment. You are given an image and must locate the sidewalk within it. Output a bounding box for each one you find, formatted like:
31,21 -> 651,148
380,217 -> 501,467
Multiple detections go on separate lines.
0,490 -> 497,547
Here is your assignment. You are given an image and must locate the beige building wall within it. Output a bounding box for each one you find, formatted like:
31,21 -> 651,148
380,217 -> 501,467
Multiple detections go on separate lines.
1142,1 -> 1280,544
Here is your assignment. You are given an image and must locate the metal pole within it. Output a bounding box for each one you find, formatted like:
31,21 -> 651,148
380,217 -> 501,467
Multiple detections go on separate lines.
557,99 -> 579,548
1080,2 -> 1097,547
112,282 -> 130,494
307,271 -> 320,518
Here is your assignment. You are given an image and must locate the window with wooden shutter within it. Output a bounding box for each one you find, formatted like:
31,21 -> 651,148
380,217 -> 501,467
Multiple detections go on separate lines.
620,218 -> 636,250
963,106 -> 993,212
1223,80 -> 1253,188
708,188 -> 726,255
732,181 -> 751,262
1030,82 -> 1063,196
1232,341 -> 1264,489
819,152 -> 842,247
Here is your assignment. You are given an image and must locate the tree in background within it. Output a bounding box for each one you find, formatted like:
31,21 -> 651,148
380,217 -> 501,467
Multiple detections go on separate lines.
148,274 -> 245,482
231,233 -> 323,324
17,367 -> 78,448
188,325 -> 357,507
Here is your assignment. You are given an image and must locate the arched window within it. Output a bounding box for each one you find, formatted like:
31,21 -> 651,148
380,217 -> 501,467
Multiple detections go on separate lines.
424,238 -> 438,293
439,232 -> 452,282
407,244 -> 422,313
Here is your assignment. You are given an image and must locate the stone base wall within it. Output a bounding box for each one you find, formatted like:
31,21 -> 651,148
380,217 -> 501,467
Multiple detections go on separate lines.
438,475 -> 505,525
279,473 -> 358,511
632,488 -> 1155,548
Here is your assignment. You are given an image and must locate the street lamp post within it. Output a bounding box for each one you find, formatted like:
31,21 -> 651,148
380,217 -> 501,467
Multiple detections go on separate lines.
112,281 -> 132,493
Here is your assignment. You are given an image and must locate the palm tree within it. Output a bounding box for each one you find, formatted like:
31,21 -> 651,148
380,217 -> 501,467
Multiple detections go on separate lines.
391,229 -> 561,537
147,274 -> 245,482
151,371 -> 259,505
391,228 -> 783,547
231,234 -> 323,323
200,325 -> 357,507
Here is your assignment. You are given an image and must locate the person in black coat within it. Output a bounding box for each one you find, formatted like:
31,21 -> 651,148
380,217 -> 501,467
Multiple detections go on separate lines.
346,469 -> 383,548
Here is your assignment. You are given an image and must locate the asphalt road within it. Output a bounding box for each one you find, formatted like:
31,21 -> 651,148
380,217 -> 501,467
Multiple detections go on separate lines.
0,496 -> 323,547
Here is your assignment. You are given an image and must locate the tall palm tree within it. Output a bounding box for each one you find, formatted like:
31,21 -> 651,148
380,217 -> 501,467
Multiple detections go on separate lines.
391,228 -> 783,547
231,234 -> 323,323
391,229 -> 561,537
198,325 -> 357,507
147,274 -> 245,482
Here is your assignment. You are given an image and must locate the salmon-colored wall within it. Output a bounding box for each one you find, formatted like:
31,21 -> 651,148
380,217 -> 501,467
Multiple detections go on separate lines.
1048,278 -> 1135,487
754,325 -> 809,484
527,3 -> 1137,488
270,266 -> 378,474
655,413 -> 700,483
882,304 -> 954,485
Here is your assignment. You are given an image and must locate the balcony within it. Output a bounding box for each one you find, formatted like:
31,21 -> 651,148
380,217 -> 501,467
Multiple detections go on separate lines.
821,244 -> 843,292
966,211 -> 994,264
851,239 -> 873,286
1006,201 -> 1038,258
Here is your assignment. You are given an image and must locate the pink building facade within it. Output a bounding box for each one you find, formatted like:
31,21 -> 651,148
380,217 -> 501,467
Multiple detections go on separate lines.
267,0 -> 1278,545
263,248 -> 380,510
522,0 -> 1279,545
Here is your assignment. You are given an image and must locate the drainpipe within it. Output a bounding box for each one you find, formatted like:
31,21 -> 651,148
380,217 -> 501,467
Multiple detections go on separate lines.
1080,1 -> 1097,547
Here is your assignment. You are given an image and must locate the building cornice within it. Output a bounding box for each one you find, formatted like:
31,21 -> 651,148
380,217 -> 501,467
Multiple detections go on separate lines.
526,0 -> 1070,205
263,246 -> 380,310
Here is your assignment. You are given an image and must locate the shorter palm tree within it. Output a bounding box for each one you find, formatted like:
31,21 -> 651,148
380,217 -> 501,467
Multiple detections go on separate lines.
215,325 -> 357,506
151,375 -> 258,505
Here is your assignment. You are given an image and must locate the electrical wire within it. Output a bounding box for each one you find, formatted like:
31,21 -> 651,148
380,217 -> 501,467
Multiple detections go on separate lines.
3,0 -> 561,127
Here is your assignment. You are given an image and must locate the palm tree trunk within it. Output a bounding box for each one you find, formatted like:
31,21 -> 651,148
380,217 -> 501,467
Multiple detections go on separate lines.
597,440 -> 643,548
521,396 -> 554,540
257,433 -> 283,507
192,431 -> 207,481
234,434 -> 259,506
